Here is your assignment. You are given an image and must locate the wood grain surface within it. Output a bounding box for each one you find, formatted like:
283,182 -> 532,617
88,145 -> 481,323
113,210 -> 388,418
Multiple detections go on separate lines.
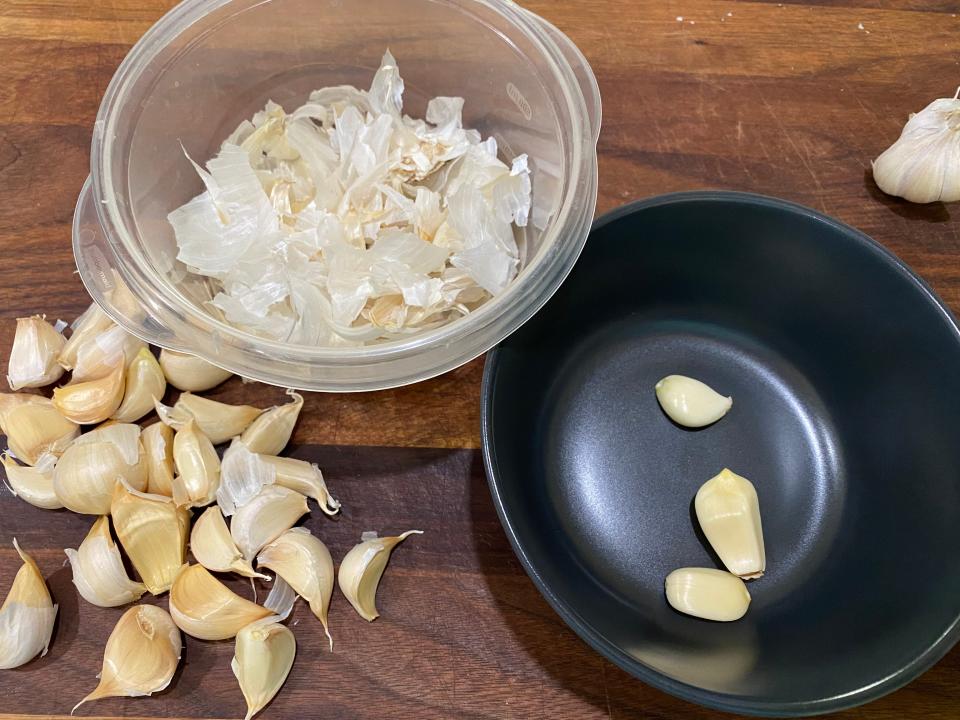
1,0 -> 959,718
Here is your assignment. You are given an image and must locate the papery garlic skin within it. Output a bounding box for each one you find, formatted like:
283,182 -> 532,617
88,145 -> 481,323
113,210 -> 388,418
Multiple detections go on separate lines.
665,568 -> 750,622
873,95 -> 960,204
65,516 -> 147,607
0,540 -> 58,669
157,393 -> 262,445
52,359 -> 126,424
655,375 -> 732,428
171,417 -> 221,508
231,486 -> 309,562
142,422 -> 175,497
4,401 -> 79,466
232,618 -> 296,720
169,564 -> 273,640
695,469 -> 766,579
71,324 -> 146,385
112,347 -> 166,423
2,452 -> 62,510
74,604 -> 181,711
7,315 -> 65,390
240,391 -> 304,455
58,302 -> 115,372
191,506 -> 268,578
217,439 -> 276,516
260,454 -> 340,515
337,530 -> 422,622
159,349 -> 233,392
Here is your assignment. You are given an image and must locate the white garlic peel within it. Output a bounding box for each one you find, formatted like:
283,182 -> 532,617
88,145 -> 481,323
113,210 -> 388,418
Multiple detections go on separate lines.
696,469 -> 766,579
217,438 -> 276,517
655,375 -> 732,428
0,540 -> 58,669
66,516 -> 147,608
873,91 -> 960,204
337,530 -> 422,622
665,568 -> 751,622
191,506 -> 268,579
2,452 -> 62,510
232,618 -> 296,720
6,315 -> 65,390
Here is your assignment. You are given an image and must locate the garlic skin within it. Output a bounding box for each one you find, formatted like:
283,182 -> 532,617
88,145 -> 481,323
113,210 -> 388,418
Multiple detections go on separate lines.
257,527 -> 334,649
232,618 -> 296,720
337,530 -> 422,622
112,347 -> 166,423
142,422 -> 175,497
157,393 -> 263,445
260,454 -> 340,515
191,506 -> 268,579
0,392 -> 49,435
65,516 -> 147,607
169,564 -> 273,640
71,422 -> 143,465
74,604 -> 181,711
665,568 -> 751,622
7,315 -> 65,390
4,401 -> 79,465
0,540 -> 58,669
52,359 -> 126,424
231,486 -> 309,561
217,439 -> 276,516
240,391 -> 304,455
695,469 -> 766,579
53,439 -> 147,515
159,349 -> 233,392
171,417 -> 221,507
2,452 -> 62,510
111,481 -> 190,595
58,302 -> 115,373
873,94 -> 960,204
655,375 -> 732,428
71,324 -> 147,385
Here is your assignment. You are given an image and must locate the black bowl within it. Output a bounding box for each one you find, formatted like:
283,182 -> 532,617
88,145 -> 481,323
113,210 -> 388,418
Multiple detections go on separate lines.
481,192 -> 960,716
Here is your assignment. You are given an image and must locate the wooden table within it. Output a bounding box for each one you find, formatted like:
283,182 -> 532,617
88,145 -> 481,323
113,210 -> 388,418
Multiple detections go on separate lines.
1,0 -> 958,718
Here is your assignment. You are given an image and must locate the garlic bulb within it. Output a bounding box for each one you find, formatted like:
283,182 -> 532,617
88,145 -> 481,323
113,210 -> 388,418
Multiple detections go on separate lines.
2,452 -> 62,510
58,302 -> 115,372
665,567 -> 751,622
52,359 -> 126,424
232,618 -> 296,720
159,349 -> 233,392
873,91 -> 960,203
157,392 -> 262,445
240,391 -> 304,455
337,530 -> 422,621
112,347 -> 166,423
6,315 -> 65,390
74,604 -> 181,711
257,527 -> 334,649
217,438 -> 276,516
53,437 -> 147,515
0,540 -> 58,669
655,375 -> 732,428
169,564 -> 273,640
260,454 -> 340,516
231,486 -> 309,561
695,469 -> 766,579
65,516 -> 147,607
142,422 -> 175,497
171,417 -> 221,507
191,506 -> 268,578
0,392 -> 49,435
4,401 -> 79,465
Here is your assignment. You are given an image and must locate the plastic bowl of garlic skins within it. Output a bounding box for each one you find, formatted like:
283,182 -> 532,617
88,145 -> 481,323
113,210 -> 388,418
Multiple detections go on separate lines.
71,0 -> 601,392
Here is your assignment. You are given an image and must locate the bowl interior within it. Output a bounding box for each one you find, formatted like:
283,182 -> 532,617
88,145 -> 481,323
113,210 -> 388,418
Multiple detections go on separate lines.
483,193 -> 960,715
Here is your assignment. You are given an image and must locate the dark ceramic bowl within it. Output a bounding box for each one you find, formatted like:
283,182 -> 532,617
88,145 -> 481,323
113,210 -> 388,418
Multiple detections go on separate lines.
481,192 -> 960,716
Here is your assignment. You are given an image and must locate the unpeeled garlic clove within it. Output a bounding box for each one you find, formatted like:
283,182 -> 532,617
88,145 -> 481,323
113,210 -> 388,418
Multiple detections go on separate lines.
58,302 -> 115,372
231,486 -> 309,561
53,436 -> 147,515
260,455 -> 340,516
157,393 -> 263,445
337,530 -> 422,622
2,452 -> 62,510
111,481 -> 190,595
257,527 -> 334,649
3,401 -> 79,465
70,324 -> 146,385
240,391 -> 304,455
65,515 -> 147,607
191,506 -> 268,579
169,564 -> 274,640
232,618 -> 296,720
112,347 -> 166,423
52,359 -> 125,424
0,392 -> 49,435
74,604 -> 181,711
171,418 -> 221,508
159,349 -> 233,392
217,439 -> 276,516
7,315 -> 65,390
665,568 -> 751,622
695,469 -> 766,579
71,422 -> 143,466
0,540 -> 58,669
142,422 -> 175,497
655,375 -> 732,428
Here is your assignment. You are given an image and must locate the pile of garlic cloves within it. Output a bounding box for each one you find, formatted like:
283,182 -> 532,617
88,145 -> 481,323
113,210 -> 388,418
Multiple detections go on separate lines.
0,303 -> 422,718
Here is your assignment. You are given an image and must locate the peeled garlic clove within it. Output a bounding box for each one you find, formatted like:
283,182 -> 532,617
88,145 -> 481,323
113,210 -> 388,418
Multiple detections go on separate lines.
665,568 -> 751,622
4,402 -> 79,466
257,528 -> 334,649
232,618 -> 296,720
111,481 -> 190,595
240,391 -> 304,455
217,439 -> 276,516
158,392 -> 263,445
695,469 -> 766,579
171,418 -> 221,507
71,324 -> 147,385
159,349 -> 233,392
58,302 -> 115,372
74,604 -> 181,711
65,516 -> 147,607
112,347 -> 166,423
52,359 -> 125,425
142,422 -> 175,497
0,392 -> 49,435
2,452 -> 62,510
337,530 -> 422,622
7,315 -> 66,390
191,506 -> 268,579
231,486 -> 309,561
655,375 -> 732,428
260,454 -> 340,516
169,564 -> 273,640
53,440 -> 147,515
0,540 -> 58,669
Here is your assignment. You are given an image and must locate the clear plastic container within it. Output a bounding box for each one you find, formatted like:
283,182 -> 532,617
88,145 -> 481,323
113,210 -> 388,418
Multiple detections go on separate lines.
73,0 -> 601,392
